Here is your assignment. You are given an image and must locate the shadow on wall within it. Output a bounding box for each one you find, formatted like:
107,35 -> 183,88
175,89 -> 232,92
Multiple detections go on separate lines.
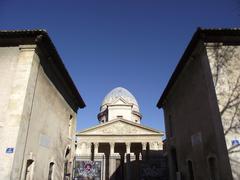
73,144 -> 168,180
110,150 -> 168,180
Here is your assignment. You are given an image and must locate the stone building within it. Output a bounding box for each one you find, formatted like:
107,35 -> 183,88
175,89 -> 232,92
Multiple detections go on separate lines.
157,28 -> 240,180
0,30 -> 85,180
75,87 -> 166,180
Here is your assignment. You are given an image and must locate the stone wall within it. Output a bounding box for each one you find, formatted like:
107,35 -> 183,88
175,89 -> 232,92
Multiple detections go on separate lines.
163,43 -> 232,180
0,46 -> 21,179
0,45 -> 77,180
207,44 -> 240,179
20,64 -> 77,180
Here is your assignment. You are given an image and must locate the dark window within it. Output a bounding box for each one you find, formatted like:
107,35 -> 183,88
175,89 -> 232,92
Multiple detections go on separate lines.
64,148 -> 71,179
117,115 -> 123,118
208,157 -> 218,180
25,159 -> 34,180
187,160 -> 194,180
48,162 -> 54,180
69,115 -> 73,137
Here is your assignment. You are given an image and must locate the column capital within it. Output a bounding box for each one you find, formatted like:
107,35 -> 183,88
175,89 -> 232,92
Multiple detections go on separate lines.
94,142 -> 99,156
142,142 -> 147,150
110,142 -> 115,147
110,142 -> 115,155
93,142 -> 99,147
126,142 -> 131,154
125,142 -> 131,146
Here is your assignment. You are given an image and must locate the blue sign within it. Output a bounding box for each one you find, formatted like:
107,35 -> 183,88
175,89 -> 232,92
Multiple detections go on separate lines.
6,148 -> 14,154
232,140 -> 240,146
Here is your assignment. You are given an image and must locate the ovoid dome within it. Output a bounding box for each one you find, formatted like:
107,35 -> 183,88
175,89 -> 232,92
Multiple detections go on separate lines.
100,87 -> 140,112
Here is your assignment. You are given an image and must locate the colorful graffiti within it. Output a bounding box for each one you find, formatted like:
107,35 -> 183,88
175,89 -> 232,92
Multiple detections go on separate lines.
74,161 -> 102,180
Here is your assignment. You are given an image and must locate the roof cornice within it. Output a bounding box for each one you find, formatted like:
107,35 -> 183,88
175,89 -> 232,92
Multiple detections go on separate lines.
0,29 -> 86,111
157,27 -> 240,108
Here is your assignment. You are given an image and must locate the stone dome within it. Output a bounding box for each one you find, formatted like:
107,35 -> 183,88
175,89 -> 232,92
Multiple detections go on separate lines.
100,87 -> 140,112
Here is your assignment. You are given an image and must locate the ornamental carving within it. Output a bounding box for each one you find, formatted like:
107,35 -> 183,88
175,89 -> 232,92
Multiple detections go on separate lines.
79,121 -> 161,135
100,123 -> 144,134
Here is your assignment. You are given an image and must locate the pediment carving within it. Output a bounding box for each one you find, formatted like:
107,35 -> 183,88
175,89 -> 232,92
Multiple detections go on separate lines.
78,120 -> 161,135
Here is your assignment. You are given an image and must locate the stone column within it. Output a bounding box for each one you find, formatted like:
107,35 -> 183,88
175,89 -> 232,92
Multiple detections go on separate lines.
124,142 -> 135,162
110,142 -> 115,155
109,142 -> 120,180
142,142 -> 147,161
124,142 -> 135,180
77,142 -> 92,158
142,142 -> 147,151
94,142 -> 99,156
126,142 -> 131,154
92,142 -> 104,179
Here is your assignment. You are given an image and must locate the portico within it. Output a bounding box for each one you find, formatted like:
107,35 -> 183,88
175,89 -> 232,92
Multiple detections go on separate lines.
76,119 -> 163,179
75,87 -> 164,180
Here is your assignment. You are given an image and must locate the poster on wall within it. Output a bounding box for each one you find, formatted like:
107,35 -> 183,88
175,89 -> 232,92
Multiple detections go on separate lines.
74,161 -> 102,180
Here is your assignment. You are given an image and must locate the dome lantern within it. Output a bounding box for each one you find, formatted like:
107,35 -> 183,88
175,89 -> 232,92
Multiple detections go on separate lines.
98,87 -> 142,124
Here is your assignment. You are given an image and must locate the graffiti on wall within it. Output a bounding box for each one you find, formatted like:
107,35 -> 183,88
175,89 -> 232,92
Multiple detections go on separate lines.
140,159 -> 168,180
74,161 -> 102,180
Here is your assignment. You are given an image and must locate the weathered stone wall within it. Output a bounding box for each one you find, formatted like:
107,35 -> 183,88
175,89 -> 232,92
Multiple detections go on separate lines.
0,45 -> 40,179
163,43 -> 232,180
0,45 -> 77,180
17,53 -> 76,179
0,47 -> 19,124
20,63 -> 77,180
0,46 -> 20,179
207,44 -> 240,179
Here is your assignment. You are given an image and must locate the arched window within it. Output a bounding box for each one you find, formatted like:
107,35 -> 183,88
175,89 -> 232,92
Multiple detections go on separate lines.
48,162 -> 54,180
208,156 -> 219,180
24,159 -> 34,180
68,115 -> 73,138
187,160 -> 194,180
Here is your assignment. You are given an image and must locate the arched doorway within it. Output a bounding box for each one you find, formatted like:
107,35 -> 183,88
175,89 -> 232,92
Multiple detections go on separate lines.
24,159 -> 34,180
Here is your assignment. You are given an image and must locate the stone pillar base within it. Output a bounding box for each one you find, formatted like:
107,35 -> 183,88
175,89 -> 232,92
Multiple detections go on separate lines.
109,153 -> 120,180
124,153 -> 135,163
124,153 -> 135,180
94,153 -> 105,160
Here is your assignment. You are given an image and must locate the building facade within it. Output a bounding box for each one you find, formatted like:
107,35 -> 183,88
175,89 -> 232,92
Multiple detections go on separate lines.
157,28 -> 239,180
0,30 -> 85,180
75,87 -> 166,180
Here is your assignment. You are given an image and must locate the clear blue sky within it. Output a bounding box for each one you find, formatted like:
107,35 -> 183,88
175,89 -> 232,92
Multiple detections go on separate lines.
0,0 -> 239,132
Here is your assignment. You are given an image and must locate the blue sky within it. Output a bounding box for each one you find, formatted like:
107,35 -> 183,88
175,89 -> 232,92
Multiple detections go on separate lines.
0,0 -> 239,132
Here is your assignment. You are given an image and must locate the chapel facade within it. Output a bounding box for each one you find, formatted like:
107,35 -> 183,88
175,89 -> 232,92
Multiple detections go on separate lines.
75,87 -> 166,180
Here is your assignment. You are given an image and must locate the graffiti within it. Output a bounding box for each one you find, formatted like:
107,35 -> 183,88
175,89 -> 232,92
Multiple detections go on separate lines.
140,160 -> 168,180
74,161 -> 101,180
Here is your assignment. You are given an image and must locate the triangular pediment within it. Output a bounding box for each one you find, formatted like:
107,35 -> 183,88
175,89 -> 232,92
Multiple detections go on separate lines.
78,119 -> 163,135
111,97 -> 129,105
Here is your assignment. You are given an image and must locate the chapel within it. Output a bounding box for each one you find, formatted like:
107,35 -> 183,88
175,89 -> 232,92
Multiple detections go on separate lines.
75,87 -> 166,180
